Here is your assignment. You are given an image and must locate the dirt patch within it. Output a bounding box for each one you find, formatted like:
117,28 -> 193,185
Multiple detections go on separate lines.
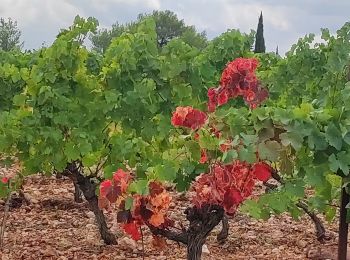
0,173 -> 346,260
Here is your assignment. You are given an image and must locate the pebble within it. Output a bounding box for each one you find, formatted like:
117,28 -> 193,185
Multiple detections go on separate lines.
119,237 -> 137,250
31,198 -> 39,204
202,244 -> 210,254
85,211 -> 95,219
271,248 -> 279,254
297,239 -> 308,248
85,224 -> 95,229
32,190 -> 41,196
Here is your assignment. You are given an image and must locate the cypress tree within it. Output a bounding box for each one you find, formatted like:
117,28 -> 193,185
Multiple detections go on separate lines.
254,12 -> 266,53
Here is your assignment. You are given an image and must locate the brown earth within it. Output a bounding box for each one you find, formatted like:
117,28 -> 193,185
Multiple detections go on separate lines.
0,171 -> 348,260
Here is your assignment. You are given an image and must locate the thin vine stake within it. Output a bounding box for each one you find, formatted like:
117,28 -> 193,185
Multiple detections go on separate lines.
338,181 -> 349,260
0,190 -> 12,250
140,226 -> 145,260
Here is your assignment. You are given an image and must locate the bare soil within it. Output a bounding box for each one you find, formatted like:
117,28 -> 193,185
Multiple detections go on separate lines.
0,171 -> 347,260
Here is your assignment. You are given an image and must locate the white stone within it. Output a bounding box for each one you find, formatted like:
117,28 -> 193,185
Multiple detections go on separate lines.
202,244 -> 210,254
119,237 -> 137,250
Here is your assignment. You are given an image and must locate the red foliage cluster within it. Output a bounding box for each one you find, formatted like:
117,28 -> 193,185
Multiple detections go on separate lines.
191,161 -> 271,215
99,171 -> 172,241
171,106 -> 207,130
208,58 -> 268,111
98,169 -> 132,209
119,182 -> 173,241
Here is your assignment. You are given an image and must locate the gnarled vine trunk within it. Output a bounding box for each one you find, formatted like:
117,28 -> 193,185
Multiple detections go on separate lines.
73,181 -> 83,203
267,170 -> 327,242
149,204 -> 224,260
217,214 -> 229,244
186,205 -> 224,260
65,163 -> 116,245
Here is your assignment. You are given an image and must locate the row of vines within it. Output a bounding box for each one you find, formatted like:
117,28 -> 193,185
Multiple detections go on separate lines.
1,16 -> 350,259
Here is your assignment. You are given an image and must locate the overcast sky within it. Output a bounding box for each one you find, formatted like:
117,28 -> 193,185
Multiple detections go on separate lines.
0,0 -> 349,54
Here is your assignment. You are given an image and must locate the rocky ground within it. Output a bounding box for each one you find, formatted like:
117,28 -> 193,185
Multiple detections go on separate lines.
0,169 -> 347,260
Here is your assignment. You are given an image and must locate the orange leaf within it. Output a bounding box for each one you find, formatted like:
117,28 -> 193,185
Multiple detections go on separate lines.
149,212 -> 165,227
151,235 -> 167,249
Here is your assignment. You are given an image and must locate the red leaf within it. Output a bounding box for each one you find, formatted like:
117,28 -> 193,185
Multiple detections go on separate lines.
199,149 -> 208,164
207,87 -> 218,112
171,106 -> 207,129
217,89 -> 229,106
193,132 -> 200,140
191,160 -> 261,214
98,196 -> 109,209
223,188 -> 243,214
113,169 -> 130,182
214,57 -> 268,109
149,181 -> 164,197
100,180 -> 112,197
122,221 -> 141,241
106,185 -> 121,203
99,179 -> 121,203
113,169 -> 131,193
1,177 -> 9,184
252,162 -> 271,182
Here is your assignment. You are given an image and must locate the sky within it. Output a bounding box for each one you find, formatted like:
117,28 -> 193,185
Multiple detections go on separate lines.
0,0 -> 349,54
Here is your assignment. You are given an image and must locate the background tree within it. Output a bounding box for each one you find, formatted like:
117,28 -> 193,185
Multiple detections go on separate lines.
138,10 -> 207,48
90,10 -> 207,53
179,25 -> 207,49
90,22 -> 136,53
0,18 -> 22,51
254,12 -> 266,53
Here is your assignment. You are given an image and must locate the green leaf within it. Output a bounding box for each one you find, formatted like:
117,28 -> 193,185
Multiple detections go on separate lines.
343,131 -> 350,145
154,161 -> 178,182
82,153 -> 99,167
293,103 -> 313,119
328,152 -> 350,174
222,149 -> 238,163
238,145 -> 256,163
258,141 -> 281,161
328,153 -> 339,172
79,141 -> 92,156
337,152 -> 350,175
280,132 -> 303,151
240,200 -> 263,219
124,196 -> 133,210
269,193 -> 290,213
198,134 -> 219,151
13,94 -> 26,106
64,142 -> 80,161
258,127 -> 274,142
185,140 -> 201,162
284,180 -> 305,199
288,205 -> 302,220
325,206 -> 336,221
308,130 -> 328,151
104,164 -> 117,179
128,179 -> 149,195
325,123 -> 342,150
240,133 -> 258,146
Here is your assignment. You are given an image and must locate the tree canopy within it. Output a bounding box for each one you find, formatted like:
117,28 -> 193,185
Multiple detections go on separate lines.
90,10 -> 207,53
0,18 -> 22,51
254,12 -> 266,53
